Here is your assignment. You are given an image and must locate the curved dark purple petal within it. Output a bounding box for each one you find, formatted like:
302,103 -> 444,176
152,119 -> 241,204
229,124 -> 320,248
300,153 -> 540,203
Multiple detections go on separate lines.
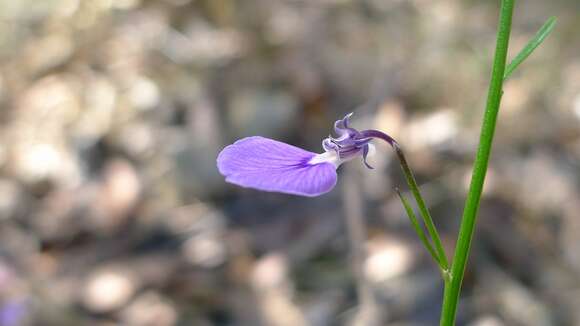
362,145 -> 374,169
217,136 -> 337,197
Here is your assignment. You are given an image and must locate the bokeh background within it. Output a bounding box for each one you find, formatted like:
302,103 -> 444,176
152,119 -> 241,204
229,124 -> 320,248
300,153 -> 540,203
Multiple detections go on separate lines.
0,0 -> 578,325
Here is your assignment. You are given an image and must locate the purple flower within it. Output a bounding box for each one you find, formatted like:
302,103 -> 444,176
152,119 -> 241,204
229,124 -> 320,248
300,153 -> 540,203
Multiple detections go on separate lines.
0,299 -> 27,326
217,113 -> 396,197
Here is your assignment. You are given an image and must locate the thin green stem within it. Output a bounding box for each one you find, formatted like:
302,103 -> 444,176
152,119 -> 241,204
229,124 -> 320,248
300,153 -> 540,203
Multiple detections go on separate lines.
394,145 -> 449,271
439,0 -> 514,325
396,189 -> 442,267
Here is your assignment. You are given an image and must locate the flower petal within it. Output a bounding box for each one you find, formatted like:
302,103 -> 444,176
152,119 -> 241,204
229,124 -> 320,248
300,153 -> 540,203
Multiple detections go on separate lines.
217,136 -> 337,196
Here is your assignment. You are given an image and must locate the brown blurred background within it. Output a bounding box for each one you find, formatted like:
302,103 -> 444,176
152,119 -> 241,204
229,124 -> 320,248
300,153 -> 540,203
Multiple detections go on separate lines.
0,0 -> 578,325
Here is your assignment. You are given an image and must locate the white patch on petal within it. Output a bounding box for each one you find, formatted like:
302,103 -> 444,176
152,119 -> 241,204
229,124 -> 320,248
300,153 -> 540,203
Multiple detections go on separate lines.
308,144 -> 377,168
308,151 -> 342,167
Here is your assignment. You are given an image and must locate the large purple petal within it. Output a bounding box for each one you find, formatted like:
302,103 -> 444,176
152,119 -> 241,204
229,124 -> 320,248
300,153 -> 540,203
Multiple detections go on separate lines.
217,136 -> 337,197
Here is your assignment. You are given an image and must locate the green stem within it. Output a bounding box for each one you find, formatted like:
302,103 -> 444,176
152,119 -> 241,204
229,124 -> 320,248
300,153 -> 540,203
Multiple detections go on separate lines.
395,145 -> 449,271
439,0 -> 514,325
396,188 -> 442,268
361,130 -> 449,271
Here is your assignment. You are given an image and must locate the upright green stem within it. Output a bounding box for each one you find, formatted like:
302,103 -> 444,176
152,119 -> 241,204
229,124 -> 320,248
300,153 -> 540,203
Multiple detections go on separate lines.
440,0 -> 514,324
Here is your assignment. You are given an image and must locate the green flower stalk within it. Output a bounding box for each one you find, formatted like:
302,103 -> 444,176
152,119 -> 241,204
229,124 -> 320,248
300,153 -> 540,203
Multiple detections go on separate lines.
440,0 -> 516,322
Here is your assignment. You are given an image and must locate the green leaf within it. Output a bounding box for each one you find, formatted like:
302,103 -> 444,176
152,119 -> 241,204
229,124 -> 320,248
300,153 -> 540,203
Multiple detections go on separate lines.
504,16 -> 557,80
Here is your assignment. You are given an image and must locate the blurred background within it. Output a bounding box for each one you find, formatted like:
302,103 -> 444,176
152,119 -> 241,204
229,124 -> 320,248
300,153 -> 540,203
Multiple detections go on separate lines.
0,0 -> 578,325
